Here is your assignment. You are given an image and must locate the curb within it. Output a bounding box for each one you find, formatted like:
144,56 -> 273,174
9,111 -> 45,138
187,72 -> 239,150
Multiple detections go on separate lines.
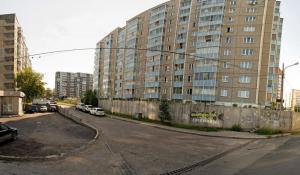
0,108 -> 99,162
108,114 -> 291,140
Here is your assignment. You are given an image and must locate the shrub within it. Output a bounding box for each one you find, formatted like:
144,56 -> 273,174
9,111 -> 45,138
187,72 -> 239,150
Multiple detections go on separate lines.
255,128 -> 283,135
231,124 -> 243,132
159,99 -> 171,123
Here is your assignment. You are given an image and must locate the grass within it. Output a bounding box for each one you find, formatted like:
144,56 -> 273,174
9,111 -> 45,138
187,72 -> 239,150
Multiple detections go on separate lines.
255,128 -> 283,135
57,99 -> 80,106
231,124 -> 243,132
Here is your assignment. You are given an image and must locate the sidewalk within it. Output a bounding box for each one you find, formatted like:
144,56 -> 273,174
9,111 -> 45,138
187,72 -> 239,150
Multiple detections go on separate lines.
107,114 -> 290,140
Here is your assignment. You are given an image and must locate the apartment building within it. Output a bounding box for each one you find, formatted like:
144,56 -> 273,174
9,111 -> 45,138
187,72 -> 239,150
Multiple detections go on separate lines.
55,72 -> 93,98
291,90 -> 300,111
0,14 -> 31,91
93,0 -> 283,107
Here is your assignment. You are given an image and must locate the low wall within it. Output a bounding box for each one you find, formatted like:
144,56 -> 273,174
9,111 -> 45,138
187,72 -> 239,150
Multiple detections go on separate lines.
99,99 -> 300,132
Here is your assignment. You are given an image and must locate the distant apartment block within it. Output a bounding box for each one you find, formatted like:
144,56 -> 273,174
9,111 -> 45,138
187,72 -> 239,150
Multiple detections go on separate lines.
93,0 -> 283,107
0,14 -> 31,91
55,72 -> 93,98
291,90 -> 300,111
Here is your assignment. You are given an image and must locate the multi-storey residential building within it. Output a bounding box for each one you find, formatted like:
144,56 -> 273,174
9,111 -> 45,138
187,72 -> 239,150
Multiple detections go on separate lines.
291,90 -> 300,111
0,14 -> 31,91
94,0 -> 283,107
55,72 -> 93,98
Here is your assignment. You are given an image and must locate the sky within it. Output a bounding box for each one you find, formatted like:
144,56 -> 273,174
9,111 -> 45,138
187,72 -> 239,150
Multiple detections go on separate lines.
0,0 -> 299,105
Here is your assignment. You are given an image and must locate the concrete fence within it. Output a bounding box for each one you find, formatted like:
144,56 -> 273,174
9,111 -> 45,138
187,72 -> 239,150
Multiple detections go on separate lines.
99,99 -> 300,132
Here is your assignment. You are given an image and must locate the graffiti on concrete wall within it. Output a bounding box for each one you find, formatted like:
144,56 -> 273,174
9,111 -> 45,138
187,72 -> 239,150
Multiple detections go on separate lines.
190,112 -> 224,128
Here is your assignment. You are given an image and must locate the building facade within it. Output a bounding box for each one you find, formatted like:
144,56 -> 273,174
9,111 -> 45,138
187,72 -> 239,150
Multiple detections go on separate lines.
291,89 -> 300,111
0,14 -> 31,91
55,72 -> 93,98
93,0 -> 283,107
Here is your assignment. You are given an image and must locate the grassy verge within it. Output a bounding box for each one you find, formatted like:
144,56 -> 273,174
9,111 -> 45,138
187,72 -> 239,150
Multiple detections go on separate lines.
255,128 -> 283,135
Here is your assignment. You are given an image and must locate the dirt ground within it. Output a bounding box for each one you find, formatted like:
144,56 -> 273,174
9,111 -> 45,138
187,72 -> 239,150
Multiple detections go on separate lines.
0,113 -> 95,157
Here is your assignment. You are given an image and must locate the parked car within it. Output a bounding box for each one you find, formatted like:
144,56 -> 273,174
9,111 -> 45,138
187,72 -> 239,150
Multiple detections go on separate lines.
83,105 -> 93,113
40,106 -> 48,112
0,123 -> 18,143
49,105 -> 58,112
75,103 -> 85,111
26,105 -> 39,113
90,108 -> 105,116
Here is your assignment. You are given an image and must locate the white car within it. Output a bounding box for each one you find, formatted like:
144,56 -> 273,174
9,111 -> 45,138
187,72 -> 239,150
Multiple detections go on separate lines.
83,105 -> 93,113
90,108 -> 105,116
76,103 -> 85,110
40,106 -> 48,112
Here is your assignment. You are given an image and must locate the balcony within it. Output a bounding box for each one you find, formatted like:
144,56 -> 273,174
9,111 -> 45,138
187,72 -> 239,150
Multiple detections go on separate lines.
192,95 -> 216,102
194,66 -> 217,73
145,71 -> 160,77
174,59 -> 185,64
176,37 -> 187,43
198,20 -> 223,27
173,94 -> 183,100
144,93 -> 160,99
197,30 -> 222,37
197,41 -> 220,48
177,28 -> 187,34
176,48 -> 185,53
145,82 -> 160,88
124,94 -> 134,99
173,81 -> 183,88
146,60 -> 161,67
193,80 -> 217,87
124,84 -> 135,90
146,50 -> 162,57
200,2 -> 225,9
199,11 -> 224,18
174,69 -> 184,76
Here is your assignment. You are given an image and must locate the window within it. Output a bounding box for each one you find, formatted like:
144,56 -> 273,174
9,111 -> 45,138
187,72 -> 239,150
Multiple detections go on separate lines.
248,0 -> 257,5
188,76 -> 192,82
240,62 -> 252,69
224,49 -> 231,56
239,76 -> 251,83
230,1 -> 236,5
229,8 -> 236,13
238,91 -> 250,98
187,89 -> 193,95
222,76 -> 229,82
245,16 -> 256,22
244,26 -> 256,32
227,27 -> 234,33
242,49 -> 254,56
223,62 -> 231,68
246,8 -> 257,13
228,17 -> 234,22
225,37 -> 232,44
244,37 -> 254,43
220,90 -> 228,97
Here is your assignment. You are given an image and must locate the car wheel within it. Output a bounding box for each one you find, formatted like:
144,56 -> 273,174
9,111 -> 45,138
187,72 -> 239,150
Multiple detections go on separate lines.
11,132 -> 17,141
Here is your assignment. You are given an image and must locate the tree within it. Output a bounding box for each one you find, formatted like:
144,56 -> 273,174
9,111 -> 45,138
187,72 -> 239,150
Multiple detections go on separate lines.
16,68 -> 46,103
159,99 -> 171,123
44,88 -> 53,98
82,90 -> 98,107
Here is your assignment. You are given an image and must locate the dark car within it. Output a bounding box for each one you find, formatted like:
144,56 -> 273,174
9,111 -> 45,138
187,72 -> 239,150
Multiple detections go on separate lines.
26,105 -> 39,113
0,123 -> 18,143
49,105 -> 58,112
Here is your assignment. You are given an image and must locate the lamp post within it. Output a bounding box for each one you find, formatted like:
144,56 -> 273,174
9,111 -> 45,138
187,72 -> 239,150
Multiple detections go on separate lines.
280,62 -> 299,110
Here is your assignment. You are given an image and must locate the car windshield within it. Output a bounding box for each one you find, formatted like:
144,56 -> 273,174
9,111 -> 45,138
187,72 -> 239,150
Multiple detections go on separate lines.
0,124 -> 8,131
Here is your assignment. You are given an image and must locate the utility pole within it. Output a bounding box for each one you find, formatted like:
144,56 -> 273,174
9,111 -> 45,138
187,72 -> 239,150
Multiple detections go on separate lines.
280,63 -> 285,111
280,62 -> 299,111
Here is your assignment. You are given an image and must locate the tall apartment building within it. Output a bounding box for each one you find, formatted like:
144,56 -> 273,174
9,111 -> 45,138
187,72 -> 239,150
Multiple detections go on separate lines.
55,72 -> 93,98
0,14 -> 31,91
291,90 -> 300,111
93,0 -> 283,107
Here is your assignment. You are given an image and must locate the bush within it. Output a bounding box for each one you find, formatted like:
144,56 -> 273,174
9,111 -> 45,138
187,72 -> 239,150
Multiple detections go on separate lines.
159,99 -> 171,123
231,124 -> 243,132
255,128 -> 283,135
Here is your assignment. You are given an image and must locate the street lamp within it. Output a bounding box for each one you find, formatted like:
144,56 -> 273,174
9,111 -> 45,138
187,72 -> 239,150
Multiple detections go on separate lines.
280,62 -> 299,110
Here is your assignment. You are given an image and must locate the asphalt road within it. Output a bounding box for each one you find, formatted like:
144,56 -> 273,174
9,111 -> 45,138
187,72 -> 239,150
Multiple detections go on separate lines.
0,108 -> 250,175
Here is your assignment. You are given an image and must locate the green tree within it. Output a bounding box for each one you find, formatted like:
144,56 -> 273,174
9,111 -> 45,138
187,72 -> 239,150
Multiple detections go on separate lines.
82,90 -> 98,107
44,88 -> 53,98
159,99 -> 171,123
16,68 -> 46,103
